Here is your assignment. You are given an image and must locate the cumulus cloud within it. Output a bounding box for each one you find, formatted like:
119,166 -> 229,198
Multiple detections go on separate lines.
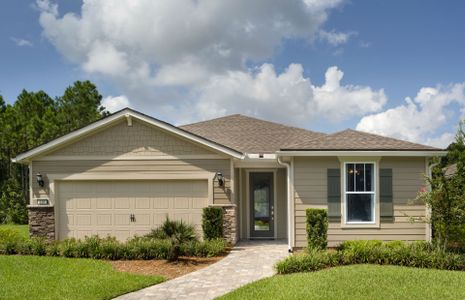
37,0 -> 343,85
318,30 -> 356,46
178,64 -> 387,125
102,95 -> 130,113
11,37 -> 33,47
356,83 -> 465,148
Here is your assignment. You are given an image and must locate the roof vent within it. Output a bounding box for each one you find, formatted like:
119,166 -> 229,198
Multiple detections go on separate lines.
259,154 -> 264,158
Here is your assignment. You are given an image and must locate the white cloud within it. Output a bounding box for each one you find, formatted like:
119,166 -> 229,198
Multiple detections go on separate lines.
178,64 -> 387,125
318,30 -> 356,46
102,95 -> 130,113
356,83 -> 465,148
11,37 -> 33,47
37,0 -> 343,87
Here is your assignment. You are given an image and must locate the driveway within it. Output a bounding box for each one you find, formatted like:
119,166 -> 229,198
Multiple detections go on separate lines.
115,240 -> 289,300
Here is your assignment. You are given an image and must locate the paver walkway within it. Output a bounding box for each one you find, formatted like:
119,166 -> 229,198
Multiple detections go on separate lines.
115,240 -> 289,300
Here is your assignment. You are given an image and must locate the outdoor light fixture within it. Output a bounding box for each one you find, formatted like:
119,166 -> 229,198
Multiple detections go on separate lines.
215,171 -> 224,187
36,173 -> 44,187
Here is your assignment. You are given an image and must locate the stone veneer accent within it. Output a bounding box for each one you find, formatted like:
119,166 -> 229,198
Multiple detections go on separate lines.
28,206 -> 55,241
222,205 -> 237,245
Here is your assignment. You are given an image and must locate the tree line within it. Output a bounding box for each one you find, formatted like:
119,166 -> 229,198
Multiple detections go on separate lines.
0,81 -> 107,224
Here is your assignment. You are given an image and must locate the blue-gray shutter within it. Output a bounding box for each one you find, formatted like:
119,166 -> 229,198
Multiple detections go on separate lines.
327,169 -> 341,222
379,168 -> 394,222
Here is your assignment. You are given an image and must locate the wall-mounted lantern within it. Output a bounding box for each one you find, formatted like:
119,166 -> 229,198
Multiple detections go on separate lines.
36,173 -> 44,187
215,171 -> 224,187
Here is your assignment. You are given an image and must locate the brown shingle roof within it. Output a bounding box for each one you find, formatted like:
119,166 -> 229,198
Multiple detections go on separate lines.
180,114 -> 326,153
282,129 -> 441,151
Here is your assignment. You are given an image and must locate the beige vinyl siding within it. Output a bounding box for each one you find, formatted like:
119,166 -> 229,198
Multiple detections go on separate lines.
48,119 -> 214,157
294,156 -> 427,248
31,159 -> 232,205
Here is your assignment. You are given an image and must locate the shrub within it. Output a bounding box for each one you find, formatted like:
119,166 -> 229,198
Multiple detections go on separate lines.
202,207 -> 224,240
180,238 -> 228,257
306,209 -> 328,250
276,249 -> 340,274
46,242 -> 61,256
276,240 -> 465,275
59,238 -> 79,258
126,237 -> 172,260
17,237 -> 47,256
0,228 -> 26,254
0,225 -> 226,261
145,228 -> 168,240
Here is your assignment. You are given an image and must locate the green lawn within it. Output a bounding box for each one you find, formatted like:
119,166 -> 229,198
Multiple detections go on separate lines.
0,255 -> 164,300
219,265 -> 465,300
0,224 -> 29,238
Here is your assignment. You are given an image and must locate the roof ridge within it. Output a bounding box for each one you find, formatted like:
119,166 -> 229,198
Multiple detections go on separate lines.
283,127 -> 441,150
341,128 -> 435,147
180,114 -> 243,127
181,113 -> 326,136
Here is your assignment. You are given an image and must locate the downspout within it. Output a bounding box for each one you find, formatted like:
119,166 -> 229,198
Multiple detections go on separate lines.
277,156 -> 293,253
426,159 -> 439,242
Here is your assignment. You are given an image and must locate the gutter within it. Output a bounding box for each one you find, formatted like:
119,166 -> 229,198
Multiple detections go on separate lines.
277,156 -> 293,253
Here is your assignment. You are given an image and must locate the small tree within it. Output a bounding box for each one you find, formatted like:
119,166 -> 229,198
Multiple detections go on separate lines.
416,122 -> 465,251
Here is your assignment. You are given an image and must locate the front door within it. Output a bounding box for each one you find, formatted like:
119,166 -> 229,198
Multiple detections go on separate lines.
250,172 -> 274,238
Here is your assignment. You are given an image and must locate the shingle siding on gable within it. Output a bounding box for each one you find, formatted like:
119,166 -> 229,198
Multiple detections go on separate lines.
49,119 -> 215,157
293,156 -> 427,248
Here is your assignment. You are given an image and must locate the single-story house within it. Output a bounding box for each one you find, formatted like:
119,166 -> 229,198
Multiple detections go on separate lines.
13,108 -> 446,251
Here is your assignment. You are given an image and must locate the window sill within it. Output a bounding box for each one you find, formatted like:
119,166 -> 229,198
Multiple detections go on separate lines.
340,222 -> 380,229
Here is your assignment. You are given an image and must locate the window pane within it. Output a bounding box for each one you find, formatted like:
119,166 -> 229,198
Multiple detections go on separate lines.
365,164 -> 373,191
347,163 -> 355,191
355,164 -> 365,191
254,185 -> 270,231
347,194 -> 373,222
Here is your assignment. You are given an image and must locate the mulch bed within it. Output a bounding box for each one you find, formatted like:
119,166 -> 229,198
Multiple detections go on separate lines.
110,256 -> 225,279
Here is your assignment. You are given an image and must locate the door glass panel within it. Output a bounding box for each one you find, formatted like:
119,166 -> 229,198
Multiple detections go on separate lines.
253,179 -> 270,231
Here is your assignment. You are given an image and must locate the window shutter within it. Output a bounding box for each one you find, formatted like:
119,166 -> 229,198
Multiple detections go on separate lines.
327,169 -> 341,222
379,168 -> 394,222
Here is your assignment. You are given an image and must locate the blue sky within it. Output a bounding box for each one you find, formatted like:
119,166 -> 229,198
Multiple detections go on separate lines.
1,0 -> 464,147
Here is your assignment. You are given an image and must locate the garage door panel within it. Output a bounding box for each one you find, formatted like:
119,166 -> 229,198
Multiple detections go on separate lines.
134,214 -> 151,225
154,199 -> 169,209
96,214 -> 112,226
174,197 -> 190,209
96,198 -> 112,209
114,214 -> 131,225
75,215 -> 92,226
58,180 -> 208,241
135,198 -> 150,209
154,213 -> 168,226
76,198 -> 92,209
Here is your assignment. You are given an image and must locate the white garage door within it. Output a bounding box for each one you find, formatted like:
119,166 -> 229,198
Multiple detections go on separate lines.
57,180 -> 208,241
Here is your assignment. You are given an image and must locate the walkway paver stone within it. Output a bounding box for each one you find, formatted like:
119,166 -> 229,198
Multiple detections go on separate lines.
115,240 -> 289,300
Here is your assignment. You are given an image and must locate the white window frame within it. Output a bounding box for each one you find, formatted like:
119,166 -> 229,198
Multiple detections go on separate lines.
343,161 -> 377,225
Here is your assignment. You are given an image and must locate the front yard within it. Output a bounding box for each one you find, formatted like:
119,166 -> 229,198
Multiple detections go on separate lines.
0,255 -> 164,300
219,264 -> 465,300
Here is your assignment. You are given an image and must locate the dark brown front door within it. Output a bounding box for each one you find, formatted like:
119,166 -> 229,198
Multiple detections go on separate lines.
250,172 -> 274,238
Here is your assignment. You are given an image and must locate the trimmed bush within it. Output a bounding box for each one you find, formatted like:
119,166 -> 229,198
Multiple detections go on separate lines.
0,220 -> 228,260
181,238 -> 228,257
202,207 -> 224,240
0,228 -> 26,254
306,209 -> 328,250
276,240 -> 465,274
